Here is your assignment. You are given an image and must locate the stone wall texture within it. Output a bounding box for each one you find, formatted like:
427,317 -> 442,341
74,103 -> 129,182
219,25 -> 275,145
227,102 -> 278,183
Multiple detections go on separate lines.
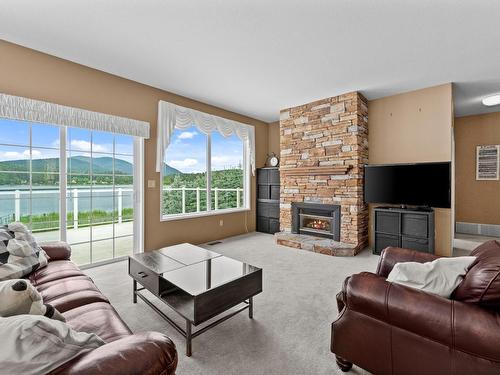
279,92 -> 369,250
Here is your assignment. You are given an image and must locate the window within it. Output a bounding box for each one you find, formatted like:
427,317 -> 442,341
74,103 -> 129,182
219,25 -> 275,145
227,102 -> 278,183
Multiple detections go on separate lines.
66,129 -> 135,265
0,118 -> 139,266
211,132 -> 244,210
161,126 -> 249,219
0,119 -> 61,241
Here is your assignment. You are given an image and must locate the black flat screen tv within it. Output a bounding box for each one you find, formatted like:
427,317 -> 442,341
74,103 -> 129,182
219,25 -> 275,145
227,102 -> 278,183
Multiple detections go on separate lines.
364,162 -> 451,208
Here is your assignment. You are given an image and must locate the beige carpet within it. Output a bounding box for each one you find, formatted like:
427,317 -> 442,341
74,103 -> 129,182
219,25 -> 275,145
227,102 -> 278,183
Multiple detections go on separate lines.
86,232 -> 379,375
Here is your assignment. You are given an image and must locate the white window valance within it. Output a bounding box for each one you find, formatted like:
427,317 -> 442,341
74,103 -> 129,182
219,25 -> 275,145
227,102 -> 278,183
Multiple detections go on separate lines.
156,101 -> 256,174
0,93 -> 150,138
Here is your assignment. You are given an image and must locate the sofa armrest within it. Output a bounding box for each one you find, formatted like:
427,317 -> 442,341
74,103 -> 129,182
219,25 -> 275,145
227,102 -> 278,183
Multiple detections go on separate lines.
345,272 -> 500,361
376,246 -> 440,278
40,241 -> 72,261
49,332 -> 177,375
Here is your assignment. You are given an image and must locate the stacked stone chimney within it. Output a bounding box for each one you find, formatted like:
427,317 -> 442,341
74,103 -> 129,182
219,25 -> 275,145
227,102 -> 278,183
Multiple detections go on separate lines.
279,92 -> 369,252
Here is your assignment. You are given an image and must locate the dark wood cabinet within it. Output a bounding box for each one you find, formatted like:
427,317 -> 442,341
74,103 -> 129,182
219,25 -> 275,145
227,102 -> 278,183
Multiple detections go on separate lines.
256,167 -> 280,234
373,207 -> 434,255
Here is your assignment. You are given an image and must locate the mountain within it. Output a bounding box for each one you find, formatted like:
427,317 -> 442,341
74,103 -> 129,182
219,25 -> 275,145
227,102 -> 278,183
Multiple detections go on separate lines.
164,163 -> 182,176
68,156 -> 133,175
0,156 -> 181,176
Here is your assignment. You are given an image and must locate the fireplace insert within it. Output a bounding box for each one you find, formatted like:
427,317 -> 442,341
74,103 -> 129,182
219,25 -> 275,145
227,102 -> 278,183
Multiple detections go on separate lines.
292,202 -> 340,241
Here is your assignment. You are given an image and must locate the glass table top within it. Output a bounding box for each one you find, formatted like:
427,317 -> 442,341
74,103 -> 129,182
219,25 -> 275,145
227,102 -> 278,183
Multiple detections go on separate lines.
130,251 -> 185,274
162,255 -> 261,296
158,243 -> 221,265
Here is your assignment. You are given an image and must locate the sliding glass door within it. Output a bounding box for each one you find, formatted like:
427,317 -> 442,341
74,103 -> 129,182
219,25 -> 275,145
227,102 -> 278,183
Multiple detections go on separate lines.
0,118 -> 140,266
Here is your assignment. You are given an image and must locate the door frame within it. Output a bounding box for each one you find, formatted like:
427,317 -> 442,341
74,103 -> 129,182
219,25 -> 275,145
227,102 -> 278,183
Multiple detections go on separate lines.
133,137 -> 144,253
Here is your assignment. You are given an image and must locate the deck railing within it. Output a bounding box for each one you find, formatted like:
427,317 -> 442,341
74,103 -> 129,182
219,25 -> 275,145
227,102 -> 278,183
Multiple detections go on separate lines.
0,188 -> 133,230
162,186 -> 243,213
0,186 -> 244,229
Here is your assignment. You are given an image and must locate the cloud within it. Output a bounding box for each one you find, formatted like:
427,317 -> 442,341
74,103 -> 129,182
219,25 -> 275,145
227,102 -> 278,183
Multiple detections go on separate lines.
211,155 -> 231,164
70,139 -> 109,152
0,149 -> 57,161
0,149 -> 39,161
211,155 -> 242,170
31,150 -> 42,158
169,158 -> 198,169
177,131 -> 197,140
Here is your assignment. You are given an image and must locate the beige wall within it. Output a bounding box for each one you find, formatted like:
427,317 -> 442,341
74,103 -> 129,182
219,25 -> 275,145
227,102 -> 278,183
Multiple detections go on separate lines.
369,84 -> 453,164
268,121 -> 280,156
0,40 -> 269,251
368,84 -> 454,256
455,112 -> 500,225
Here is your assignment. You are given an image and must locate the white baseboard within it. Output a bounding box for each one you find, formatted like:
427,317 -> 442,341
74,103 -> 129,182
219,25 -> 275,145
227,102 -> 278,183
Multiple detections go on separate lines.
456,222 -> 500,237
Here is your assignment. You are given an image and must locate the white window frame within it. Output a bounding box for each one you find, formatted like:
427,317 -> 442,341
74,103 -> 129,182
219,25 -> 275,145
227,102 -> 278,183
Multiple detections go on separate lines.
133,138 -> 144,252
160,130 -> 251,221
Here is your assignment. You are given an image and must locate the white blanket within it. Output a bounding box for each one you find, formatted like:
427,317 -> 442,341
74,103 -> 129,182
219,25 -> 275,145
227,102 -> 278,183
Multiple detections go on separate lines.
0,315 -> 104,375
387,256 -> 476,298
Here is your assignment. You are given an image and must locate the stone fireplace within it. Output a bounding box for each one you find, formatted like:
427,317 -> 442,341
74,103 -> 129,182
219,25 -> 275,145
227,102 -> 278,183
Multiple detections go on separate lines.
292,202 -> 340,240
275,91 -> 368,256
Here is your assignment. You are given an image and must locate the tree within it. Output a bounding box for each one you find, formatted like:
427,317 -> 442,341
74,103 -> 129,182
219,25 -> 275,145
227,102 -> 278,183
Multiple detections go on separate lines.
162,168 -> 243,215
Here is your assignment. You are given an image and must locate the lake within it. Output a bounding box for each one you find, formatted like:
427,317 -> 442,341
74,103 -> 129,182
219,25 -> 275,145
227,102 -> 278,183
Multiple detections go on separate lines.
0,185 -> 134,218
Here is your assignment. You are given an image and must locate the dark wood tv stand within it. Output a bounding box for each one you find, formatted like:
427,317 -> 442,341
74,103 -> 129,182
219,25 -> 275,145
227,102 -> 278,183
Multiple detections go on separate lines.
373,206 -> 435,255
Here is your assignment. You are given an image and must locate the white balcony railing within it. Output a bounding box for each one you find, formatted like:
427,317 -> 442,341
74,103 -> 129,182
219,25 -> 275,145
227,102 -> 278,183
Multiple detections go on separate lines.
162,187 -> 243,213
0,188 -> 133,229
0,186 -> 244,228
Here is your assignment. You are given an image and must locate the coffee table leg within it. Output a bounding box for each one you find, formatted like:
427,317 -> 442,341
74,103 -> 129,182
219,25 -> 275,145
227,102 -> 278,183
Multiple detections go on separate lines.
186,320 -> 192,357
249,297 -> 253,319
132,280 -> 137,304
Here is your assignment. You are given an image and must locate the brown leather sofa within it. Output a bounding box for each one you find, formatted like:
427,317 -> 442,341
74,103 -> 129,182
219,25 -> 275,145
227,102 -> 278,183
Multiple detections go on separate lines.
331,240 -> 500,375
28,241 -> 178,375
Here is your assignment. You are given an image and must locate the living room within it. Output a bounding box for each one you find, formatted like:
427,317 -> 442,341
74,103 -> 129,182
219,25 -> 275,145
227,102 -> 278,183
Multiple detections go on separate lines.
0,2 -> 499,375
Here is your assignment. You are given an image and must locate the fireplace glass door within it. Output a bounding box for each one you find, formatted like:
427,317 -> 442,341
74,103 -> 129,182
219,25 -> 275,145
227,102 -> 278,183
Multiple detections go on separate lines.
292,203 -> 341,241
299,214 -> 332,235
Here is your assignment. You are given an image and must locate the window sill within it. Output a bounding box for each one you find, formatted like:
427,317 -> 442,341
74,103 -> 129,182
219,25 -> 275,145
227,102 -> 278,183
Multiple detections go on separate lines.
160,207 -> 251,222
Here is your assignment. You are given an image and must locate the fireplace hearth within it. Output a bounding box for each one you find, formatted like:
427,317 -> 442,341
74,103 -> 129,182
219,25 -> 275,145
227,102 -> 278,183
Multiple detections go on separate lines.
292,202 -> 340,241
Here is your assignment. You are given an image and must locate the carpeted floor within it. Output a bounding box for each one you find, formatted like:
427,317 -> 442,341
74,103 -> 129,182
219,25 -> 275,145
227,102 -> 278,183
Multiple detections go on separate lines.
85,232 -> 379,375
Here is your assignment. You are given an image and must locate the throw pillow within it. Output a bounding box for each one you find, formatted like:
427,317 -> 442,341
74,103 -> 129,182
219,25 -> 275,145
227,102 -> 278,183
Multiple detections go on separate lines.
387,256 -> 476,298
0,222 -> 49,281
8,221 -> 49,266
0,315 -> 104,375
0,279 -> 65,321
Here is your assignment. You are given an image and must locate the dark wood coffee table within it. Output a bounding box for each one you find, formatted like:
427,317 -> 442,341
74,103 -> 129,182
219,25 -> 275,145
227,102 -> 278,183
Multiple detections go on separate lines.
128,243 -> 262,356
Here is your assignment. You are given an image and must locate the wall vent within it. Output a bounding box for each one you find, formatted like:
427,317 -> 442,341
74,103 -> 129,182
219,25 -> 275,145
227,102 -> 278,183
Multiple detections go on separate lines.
206,241 -> 222,246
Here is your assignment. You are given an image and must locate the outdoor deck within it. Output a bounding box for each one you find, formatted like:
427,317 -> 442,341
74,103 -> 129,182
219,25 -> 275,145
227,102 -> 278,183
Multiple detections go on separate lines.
35,221 -> 133,266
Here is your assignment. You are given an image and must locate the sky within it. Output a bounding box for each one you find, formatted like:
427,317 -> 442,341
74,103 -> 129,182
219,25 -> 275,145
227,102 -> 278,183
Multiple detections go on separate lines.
0,119 -> 242,174
0,119 -> 134,163
165,126 -> 243,173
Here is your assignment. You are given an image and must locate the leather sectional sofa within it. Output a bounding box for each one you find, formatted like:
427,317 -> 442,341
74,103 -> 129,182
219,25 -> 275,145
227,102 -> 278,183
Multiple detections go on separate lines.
331,241 -> 500,375
29,241 -> 178,375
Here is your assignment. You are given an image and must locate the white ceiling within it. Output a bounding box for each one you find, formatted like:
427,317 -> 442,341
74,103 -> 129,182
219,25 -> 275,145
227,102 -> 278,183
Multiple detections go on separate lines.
1,0 -> 500,122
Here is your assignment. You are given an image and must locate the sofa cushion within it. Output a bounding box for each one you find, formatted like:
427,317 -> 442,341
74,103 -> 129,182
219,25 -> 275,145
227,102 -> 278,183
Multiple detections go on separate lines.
37,275 -> 109,313
454,240 -> 500,308
29,260 -> 85,287
63,302 -> 132,343
39,241 -> 72,261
